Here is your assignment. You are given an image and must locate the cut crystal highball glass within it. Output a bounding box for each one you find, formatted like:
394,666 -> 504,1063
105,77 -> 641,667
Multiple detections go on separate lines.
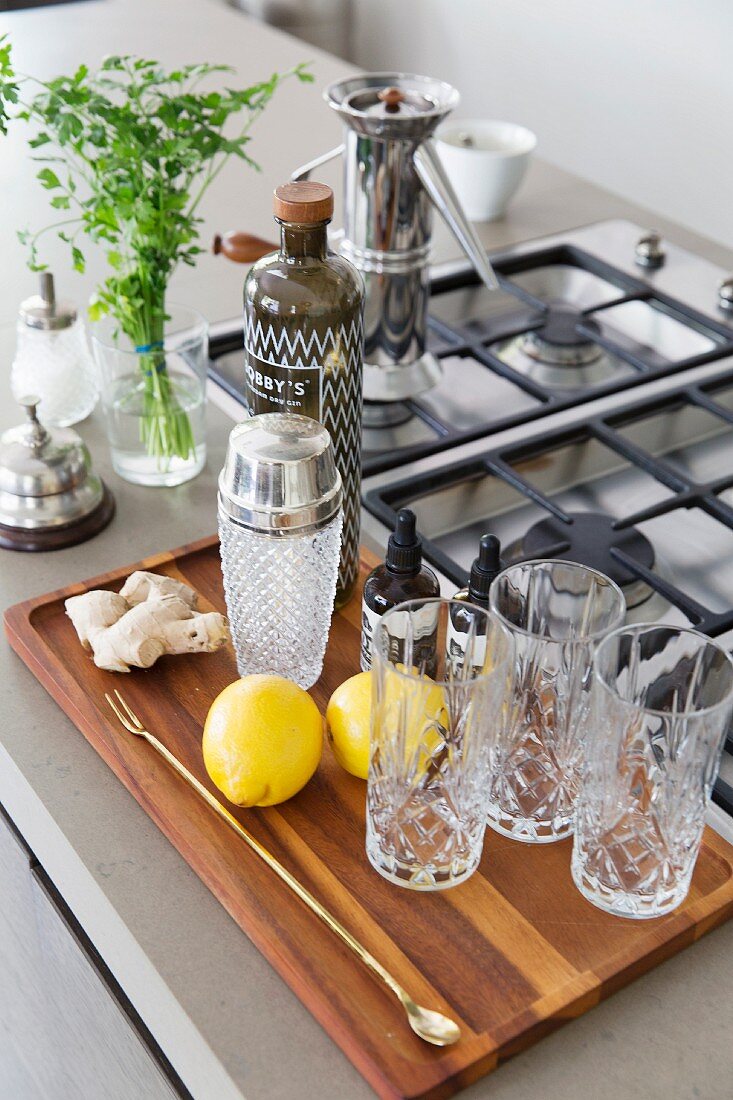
366,598 -> 513,891
488,560 -> 625,843
572,624 -> 733,919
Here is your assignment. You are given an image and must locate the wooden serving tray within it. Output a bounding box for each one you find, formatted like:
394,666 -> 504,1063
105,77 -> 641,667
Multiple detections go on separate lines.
6,534 -> 733,1100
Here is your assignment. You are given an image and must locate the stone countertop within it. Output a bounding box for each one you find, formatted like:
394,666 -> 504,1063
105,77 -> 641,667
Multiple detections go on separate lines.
1,2 -> 733,1098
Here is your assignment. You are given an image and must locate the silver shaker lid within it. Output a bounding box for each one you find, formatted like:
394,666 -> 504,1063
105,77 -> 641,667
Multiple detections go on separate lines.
19,273 -> 77,331
218,414 -> 342,534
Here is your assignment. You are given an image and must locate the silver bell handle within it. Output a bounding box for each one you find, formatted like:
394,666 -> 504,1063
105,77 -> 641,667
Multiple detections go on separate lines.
18,395 -> 50,452
413,139 -> 499,292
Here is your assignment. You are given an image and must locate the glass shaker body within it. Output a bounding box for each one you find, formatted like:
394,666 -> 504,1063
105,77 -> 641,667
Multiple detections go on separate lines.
218,507 -> 342,689
218,413 -> 344,691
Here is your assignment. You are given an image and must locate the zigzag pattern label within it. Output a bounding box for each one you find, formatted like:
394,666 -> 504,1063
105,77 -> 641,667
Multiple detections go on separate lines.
244,315 -> 363,368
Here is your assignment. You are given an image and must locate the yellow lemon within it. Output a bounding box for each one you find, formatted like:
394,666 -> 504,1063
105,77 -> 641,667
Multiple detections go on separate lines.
326,668 -> 449,780
326,671 -> 372,779
202,674 -> 323,807
383,665 -> 448,763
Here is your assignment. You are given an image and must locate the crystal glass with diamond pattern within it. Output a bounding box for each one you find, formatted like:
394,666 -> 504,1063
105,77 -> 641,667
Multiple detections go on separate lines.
366,598 -> 513,890
219,514 -> 342,688
218,414 -> 343,689
572,624 -> 733,919
488,560 -> 625,843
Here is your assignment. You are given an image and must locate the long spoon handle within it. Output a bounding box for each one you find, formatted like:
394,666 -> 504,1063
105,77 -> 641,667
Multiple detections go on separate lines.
142,729 -> 407,1000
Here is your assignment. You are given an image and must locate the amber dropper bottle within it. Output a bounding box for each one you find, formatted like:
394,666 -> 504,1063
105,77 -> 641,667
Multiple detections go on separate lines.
446,534 -> 502,674
360,509 -> 440,671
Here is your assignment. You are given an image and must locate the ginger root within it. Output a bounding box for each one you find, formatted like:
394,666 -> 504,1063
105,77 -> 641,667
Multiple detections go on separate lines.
65,573 -> 229,673
65,590 -> 128,651
119,571 -> 198,609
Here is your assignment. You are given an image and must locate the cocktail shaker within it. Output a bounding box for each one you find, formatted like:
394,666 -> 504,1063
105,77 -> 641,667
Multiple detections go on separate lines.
218,413 -> 342,688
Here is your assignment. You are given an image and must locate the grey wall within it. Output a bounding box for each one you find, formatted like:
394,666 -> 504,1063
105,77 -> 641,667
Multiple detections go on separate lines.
352,0 -> 733,248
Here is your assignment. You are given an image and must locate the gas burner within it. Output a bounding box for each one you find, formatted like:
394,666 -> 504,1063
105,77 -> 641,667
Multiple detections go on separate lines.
507,263 -> 628,311
520,306 -> 602,368
490,307 -> 633,391
507,511 -> 656,610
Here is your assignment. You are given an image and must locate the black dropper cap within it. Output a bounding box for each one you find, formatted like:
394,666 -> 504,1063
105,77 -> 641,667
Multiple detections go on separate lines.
467,534 -> 502,604
385,508 -> 423,575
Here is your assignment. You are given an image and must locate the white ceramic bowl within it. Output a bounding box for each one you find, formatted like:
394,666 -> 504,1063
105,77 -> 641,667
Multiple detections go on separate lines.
435,119 -> 537,222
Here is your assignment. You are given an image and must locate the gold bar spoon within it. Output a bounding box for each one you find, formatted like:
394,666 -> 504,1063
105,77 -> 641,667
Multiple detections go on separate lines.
105,690 -> 461,1048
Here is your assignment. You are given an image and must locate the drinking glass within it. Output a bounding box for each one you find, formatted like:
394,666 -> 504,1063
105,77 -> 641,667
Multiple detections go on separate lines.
572,624 -> 733,919
488,559 -> 625,843
366,598 -> 513,890
92,304 -> 207,487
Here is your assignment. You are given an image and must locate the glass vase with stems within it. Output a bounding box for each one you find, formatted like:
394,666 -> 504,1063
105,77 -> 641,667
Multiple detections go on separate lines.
92,304 -> 207,487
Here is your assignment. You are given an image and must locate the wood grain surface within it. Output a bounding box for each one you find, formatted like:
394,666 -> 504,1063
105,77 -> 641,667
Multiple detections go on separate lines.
5,534 -> 733,1100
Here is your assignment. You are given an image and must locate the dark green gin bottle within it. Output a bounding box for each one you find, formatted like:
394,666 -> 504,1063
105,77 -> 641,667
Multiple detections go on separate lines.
243,182 -> 364,607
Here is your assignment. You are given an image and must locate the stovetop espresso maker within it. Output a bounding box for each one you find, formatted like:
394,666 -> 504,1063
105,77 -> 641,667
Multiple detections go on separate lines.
292,73 -> 498,408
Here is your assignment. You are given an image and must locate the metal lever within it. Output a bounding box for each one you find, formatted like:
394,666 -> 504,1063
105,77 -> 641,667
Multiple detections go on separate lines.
291,144 -> 344,183
413,139 -> 499,292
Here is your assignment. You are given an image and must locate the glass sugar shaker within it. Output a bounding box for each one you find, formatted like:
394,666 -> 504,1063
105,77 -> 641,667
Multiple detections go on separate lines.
10,273 -> 98,427
218,413 -> 343,689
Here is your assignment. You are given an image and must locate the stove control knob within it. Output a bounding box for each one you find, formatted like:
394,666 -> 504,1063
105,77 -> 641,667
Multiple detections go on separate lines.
635,230 -> 666,268
718,277 -> 733,313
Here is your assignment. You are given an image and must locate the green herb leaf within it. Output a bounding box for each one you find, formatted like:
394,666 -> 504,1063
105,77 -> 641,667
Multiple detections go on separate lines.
37,166 -> 61,189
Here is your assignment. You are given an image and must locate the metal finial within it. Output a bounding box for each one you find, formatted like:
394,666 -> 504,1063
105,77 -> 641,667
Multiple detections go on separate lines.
17,394 -> 49,450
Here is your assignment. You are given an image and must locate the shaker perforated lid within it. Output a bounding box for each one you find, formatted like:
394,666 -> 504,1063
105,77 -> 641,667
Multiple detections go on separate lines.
218,413 -> 342,534
19,273 -> 77,331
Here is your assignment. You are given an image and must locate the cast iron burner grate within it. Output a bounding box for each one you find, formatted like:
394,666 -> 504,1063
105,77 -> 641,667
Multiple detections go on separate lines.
366,374 -> 733,633
365,371 -> 733,817
514,510 -> 656,609
207,242 -> 733,478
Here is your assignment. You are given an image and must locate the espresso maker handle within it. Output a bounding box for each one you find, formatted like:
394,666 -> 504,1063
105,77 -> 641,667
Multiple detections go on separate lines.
413,139 -> 499,292
291,144 -> 345,183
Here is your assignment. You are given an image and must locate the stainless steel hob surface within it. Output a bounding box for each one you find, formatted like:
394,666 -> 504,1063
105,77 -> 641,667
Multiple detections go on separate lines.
363,361 -> 733,624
